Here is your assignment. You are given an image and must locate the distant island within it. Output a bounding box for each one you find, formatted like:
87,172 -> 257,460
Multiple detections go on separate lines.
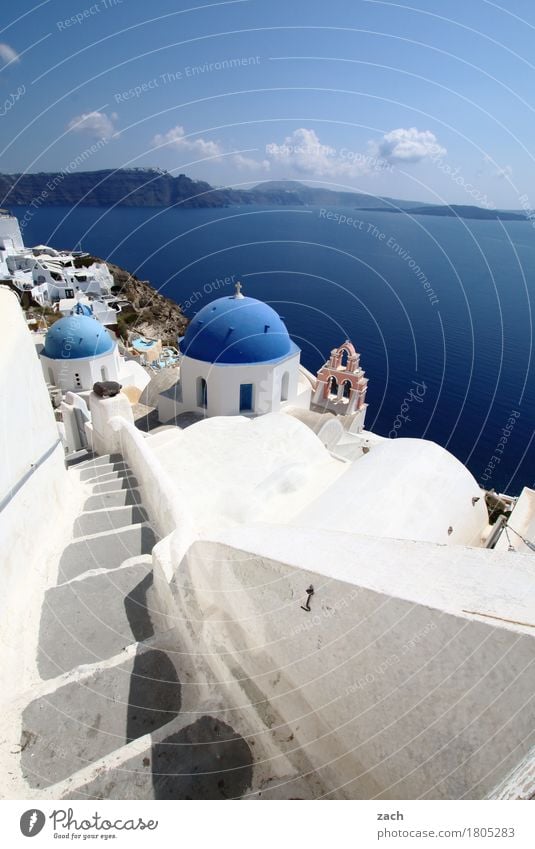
0,169 -> 527,220
359,204 -> 526,221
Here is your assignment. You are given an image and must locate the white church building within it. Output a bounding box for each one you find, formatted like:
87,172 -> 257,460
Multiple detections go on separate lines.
158,282 -> 312,422
39,311 -> 149,395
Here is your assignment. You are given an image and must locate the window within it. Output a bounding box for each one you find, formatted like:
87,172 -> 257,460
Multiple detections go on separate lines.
197,377 -> 208,408
280,371 -> 290,402
100,366 -> 108,381
328,376 -> 338,397
239,383 -> 254,412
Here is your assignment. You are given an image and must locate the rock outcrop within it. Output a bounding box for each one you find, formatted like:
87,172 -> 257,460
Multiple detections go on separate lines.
75,255 -> 189,346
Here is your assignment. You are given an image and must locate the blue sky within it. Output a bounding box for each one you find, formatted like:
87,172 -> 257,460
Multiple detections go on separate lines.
1,0 -> 534,207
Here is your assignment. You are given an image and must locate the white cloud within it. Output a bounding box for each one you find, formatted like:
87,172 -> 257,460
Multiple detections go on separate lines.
372,127 -> 446,164
151,125 -> 223,158
67,110 -> 118,140
148,124 -> 444,177
0,43 -> 20,64
266,128 -> 335,174
265,128 -> 371,178
264,128 -> 394,178
233,153 -> 270,171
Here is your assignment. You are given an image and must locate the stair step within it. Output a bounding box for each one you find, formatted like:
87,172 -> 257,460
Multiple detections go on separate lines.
38,562 -> 155,679
58,526 -> 158,582
63,715 -> 254,800
84,490 -> 142,510
21,646 -> 182,789
73,506 -> 148,537
66,451 -> 97,468
86,471 -> 137,487
63,742 -> 154,800
74,454 -> 123,470
79,462 -> 130,481
91,477 -> 140,494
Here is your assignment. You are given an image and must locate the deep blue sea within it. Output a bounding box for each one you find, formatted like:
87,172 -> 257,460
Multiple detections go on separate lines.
14,203 -> 534,495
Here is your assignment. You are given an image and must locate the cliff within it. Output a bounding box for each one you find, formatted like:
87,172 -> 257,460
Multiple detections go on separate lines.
74,255 -> 189,346
0,168 -> 301,209
0,169 -> 428,211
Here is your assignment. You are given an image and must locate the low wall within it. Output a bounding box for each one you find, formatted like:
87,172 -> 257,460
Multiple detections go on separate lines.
107,415 -> 197,554
0,289 -> 78,689
108,416 -> 178,537
155,534 -> 535,799
0,289 -> 72,568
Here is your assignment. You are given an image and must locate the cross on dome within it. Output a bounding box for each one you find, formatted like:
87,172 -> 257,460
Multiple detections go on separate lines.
234,280 -> 244,299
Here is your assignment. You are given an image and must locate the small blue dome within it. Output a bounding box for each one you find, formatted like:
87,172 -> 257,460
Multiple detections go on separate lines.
72,302 -> 93,316
43,314 -> 115,360
180,294 -> 297,364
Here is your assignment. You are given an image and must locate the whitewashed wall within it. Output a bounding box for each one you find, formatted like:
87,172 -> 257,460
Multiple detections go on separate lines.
0,215 -> 24,250
40,347 -> 149,394
152,527 -> 535,799
0,289 -> 78,687
158,351 -> 305,421
40,348 -> 121,392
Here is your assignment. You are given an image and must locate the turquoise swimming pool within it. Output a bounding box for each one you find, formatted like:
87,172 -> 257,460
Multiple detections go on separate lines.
132,337 -> 157,351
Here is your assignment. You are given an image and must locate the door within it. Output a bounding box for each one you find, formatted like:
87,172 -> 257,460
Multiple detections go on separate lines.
239,383 -> 253,412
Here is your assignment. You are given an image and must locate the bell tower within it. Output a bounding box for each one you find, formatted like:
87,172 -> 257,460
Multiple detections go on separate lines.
312,340 -> 368,432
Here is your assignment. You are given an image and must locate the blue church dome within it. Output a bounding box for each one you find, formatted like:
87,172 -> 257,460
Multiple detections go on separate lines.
43,314 -> 115,360
180,288 -> 298,365
72,302 -> 93,316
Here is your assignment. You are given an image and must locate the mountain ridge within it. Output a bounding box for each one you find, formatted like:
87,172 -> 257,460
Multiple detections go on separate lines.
0,169 -> 526,219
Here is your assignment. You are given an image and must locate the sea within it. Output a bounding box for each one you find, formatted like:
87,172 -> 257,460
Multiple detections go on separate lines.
13,203 -> 535,496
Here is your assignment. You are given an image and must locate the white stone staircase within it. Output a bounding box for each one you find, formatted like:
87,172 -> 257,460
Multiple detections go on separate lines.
10,453 -> 258,800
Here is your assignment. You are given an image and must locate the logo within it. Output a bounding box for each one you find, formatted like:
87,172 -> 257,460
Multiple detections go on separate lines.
20,810 -> 46,837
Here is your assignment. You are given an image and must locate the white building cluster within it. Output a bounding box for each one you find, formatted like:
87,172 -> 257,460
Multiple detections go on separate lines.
0,209 -> 113,304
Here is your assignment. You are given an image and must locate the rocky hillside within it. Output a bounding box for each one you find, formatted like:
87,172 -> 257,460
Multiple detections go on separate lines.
0,168 -> 301,209
0,168 -> 436,211
75,255 -> 188,346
